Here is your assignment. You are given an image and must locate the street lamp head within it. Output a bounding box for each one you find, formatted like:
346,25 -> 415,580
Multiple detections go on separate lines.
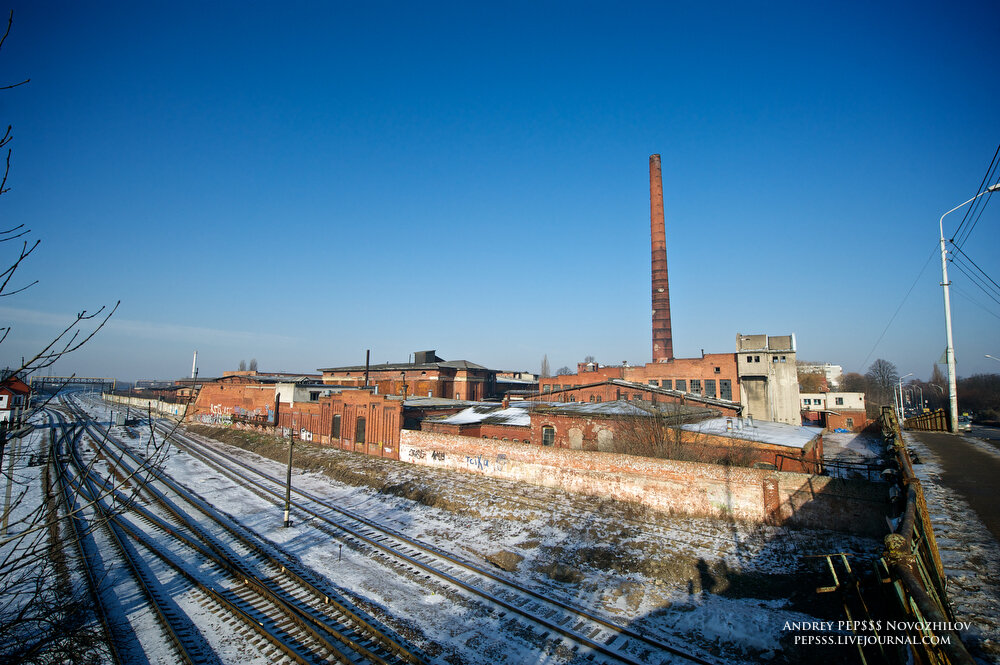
988,183 -> 1000,193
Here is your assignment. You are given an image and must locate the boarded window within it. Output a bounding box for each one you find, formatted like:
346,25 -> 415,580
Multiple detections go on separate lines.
354,416 -> 366,443
542,426 -> 555,446
331,414 -> 341,438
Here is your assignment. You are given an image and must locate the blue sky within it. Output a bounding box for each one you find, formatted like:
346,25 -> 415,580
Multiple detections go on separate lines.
1,1 -> 998,382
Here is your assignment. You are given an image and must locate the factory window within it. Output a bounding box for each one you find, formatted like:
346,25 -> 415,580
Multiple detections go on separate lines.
691,380 -> 702,395
331,415 -> 341,438
662,379 -> 672,390
720,380 -> 732,400
648,379 -> 659,386
589,395 -> 596,402
543,385 -> 551,393
634,394 -> 641,401
754,356 -> 760,363
309,391 -> 320,401
705,380 -> 716,398
772,356 -> 778,363
780,356 -> 786,362
570,396 -> 576,402
836,397 -> 844,406
542,426 -> 555,447
746,355 -> 753,362
354,416 -> 366,444
714,366 -> 721,374
594,396 -> 601,403
846,418 -> 854,428
502,437 -> 508,441
675,379 -> 687,392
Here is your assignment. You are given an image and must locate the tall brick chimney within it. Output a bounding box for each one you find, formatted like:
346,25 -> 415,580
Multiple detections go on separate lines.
649,154 -> 673,362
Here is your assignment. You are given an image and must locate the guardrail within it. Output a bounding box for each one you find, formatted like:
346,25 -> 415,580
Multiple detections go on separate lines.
876,406 -> 973,664
903,409 -> 949,432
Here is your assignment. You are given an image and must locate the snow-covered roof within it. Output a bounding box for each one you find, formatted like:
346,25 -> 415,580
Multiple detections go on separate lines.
402,396 -> 495,408
681,417 -> 822,449
432,405 -> 531,427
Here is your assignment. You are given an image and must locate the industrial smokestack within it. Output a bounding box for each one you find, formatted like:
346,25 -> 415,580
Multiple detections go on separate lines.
191,351 -> 198,379
649,154 -> 673,362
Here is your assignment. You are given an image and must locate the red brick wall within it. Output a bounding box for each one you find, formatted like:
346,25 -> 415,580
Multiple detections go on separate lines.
189,380 -> 276,422
317,390 -> 402,460
825,409 -> 868,432
538,354 -> 740,402
624,354 -> 739,401
531,381 -> 739,417
398,430 -> 885,535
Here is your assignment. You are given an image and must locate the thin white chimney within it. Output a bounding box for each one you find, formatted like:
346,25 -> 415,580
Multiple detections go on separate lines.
191,351 -> 198,379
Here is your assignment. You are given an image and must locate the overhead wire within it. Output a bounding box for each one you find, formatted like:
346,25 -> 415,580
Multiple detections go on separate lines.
950,245 -> 1000,299
950,142 -> 999,246
856,243 -> 938,373
950,284 -> 1000,322
949,256 -> 1000,308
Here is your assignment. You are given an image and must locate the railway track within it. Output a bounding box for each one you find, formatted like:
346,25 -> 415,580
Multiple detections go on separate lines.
57,399 -> 425,665
141,408 -> 722,665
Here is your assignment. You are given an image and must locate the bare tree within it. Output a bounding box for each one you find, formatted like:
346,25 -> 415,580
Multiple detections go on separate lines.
238,359 -> 247,372
248,357 -> 258,371
840,372 -> 866,393
555,366 -> 572,376
611,404 -> 759,467
539,354 -> 550,379
865,358 -> 898,410
0,15 -> 168,661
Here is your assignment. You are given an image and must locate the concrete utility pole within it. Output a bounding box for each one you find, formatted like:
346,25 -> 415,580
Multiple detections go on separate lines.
283,430 -> 294,528
938,183 -> 1000,432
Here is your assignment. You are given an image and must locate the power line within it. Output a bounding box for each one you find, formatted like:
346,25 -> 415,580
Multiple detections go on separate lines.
951,141 -> 1000,245
857,243 -> 938,374
950,246 -> 1000,300
950,284 -> 1000,322
952,256 -> 1000,305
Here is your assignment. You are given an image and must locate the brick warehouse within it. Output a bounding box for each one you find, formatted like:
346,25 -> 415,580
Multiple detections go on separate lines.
318,350 -> 499,401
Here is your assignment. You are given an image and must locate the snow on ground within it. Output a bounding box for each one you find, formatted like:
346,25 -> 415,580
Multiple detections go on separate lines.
902,433 -> 1000,663
72,394 -> 885,663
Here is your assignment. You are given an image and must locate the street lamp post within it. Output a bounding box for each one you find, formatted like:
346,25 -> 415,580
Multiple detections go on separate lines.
896,373 -> 913,425
940,184 -> 1000,432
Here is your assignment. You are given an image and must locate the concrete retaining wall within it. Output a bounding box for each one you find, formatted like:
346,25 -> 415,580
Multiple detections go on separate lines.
102,393 -> 187,418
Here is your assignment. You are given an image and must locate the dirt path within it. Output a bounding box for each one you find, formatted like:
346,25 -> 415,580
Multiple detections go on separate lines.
908,430 -> 1000,542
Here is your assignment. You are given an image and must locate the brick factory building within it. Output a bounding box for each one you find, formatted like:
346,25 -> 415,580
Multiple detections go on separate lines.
800,391 -> 869,432
418,399 -> 823,473
318,350 -> 501,401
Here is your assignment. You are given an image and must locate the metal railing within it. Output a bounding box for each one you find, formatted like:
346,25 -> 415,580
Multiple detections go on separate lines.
903,409 -> 950,432
876,406 -> 973,664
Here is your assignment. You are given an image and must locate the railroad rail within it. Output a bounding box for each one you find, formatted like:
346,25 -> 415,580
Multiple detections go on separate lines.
150,410 -> 722,665
58,397 -> 424,665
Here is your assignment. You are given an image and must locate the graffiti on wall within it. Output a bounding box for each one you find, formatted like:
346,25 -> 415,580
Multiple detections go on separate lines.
405,447 -> 510,473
